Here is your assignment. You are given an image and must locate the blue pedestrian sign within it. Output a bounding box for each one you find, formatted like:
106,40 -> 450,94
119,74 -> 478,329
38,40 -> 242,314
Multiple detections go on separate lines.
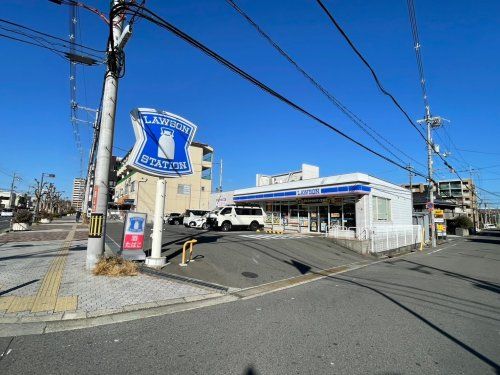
128,108 -> 198,177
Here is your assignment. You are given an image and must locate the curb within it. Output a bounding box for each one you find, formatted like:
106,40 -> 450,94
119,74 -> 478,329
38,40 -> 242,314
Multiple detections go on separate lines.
0,240 -> 460,337
0,260 -> 373,337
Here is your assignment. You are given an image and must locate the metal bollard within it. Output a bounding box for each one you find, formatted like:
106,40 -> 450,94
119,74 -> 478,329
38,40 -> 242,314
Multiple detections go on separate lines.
180,239 -> 197,266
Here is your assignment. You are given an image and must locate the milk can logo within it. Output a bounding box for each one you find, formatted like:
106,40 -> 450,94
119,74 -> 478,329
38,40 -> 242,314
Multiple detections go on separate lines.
128,108 -> 197,177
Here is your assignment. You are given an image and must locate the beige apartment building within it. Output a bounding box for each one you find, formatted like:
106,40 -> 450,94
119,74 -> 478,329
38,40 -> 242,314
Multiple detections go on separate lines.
114,142 -> 214,220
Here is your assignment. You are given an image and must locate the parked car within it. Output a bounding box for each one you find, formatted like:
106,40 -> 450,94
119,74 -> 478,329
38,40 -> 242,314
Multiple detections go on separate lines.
183,209 -> 210,227
206,205 -> 265,232
483,223 -> 496,230
1,208 -> 14,217
166,213 -> 183,225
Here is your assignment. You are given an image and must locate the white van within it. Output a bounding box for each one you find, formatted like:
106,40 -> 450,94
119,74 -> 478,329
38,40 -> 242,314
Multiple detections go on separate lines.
207,205 -> 265,231
183,209 -> 210,227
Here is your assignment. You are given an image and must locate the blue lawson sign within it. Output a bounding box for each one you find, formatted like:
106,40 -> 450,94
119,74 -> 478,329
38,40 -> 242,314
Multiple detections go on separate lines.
234,184 -> 371,202
127,108 -> 198,177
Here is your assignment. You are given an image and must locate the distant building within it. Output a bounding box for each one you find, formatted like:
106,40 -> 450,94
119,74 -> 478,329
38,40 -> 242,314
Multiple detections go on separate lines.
114,142 -> 214,221
72,178 -> 85,211
0,190 -> 15,209
402,178 -> 478,224
256,164 -> 319,187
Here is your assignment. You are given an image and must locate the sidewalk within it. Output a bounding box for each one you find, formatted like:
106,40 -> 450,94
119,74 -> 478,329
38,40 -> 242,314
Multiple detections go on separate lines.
0,217 -> 221,329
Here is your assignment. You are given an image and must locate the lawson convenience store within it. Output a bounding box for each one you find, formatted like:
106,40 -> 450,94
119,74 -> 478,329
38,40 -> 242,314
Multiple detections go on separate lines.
232,172 -> 413,234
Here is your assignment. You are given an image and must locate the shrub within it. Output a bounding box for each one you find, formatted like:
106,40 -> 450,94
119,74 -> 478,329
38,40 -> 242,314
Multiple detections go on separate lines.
13,210 -> 33,224
449,215 -> 473,229
40,211 -> 53,220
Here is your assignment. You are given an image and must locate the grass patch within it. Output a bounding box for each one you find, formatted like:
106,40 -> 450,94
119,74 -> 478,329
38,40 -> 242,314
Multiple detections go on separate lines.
93,256 -> 139,276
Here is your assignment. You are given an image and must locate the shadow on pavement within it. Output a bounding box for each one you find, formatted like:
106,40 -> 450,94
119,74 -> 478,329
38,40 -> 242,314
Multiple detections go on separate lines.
324,273 -> 500,373
0,279 -> 39,296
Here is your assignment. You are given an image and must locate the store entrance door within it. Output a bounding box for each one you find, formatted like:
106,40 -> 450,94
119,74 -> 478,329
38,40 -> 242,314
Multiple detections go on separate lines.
309,207 -> 318,232
319,206 -> 328,233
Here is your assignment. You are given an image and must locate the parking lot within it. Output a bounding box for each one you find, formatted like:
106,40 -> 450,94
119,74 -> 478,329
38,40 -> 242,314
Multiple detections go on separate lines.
106,221 -> 369,290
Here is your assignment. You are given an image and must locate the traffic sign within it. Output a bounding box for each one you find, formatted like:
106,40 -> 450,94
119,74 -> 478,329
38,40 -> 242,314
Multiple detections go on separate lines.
127,108 -> 197,177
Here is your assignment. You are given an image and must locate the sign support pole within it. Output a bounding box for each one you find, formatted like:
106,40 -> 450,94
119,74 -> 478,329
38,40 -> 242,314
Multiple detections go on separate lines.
146,178 -> 167,268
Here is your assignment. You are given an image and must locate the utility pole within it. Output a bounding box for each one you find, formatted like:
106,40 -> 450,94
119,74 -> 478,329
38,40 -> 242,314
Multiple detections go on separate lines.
86,0 -> 130,269
418,110 -> 443,248
408,164 -> 414,213
82,109 -> 100,221
218,158 -> 223,192
426,110 -> 436,248
9,173 -> 19,209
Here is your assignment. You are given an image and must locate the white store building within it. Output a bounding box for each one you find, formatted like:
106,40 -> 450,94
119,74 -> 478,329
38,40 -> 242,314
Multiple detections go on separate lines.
232,169 -> 421,254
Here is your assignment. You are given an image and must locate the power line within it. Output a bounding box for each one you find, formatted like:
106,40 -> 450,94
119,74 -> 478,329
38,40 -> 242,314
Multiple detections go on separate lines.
224,0 -> 426,172
0,19 -> 105,59
114,2 -> 432,182
0,32 -> 70,60
456,148 -> 500,156
315,0 -> 427,141
314,0 -> 459,178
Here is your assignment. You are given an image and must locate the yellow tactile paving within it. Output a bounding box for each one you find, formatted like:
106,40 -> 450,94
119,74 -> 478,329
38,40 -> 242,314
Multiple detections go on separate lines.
54,296 -> 78,312
0,296 -> 15,311
7,296 -> 35,313
31,226 -> 76,313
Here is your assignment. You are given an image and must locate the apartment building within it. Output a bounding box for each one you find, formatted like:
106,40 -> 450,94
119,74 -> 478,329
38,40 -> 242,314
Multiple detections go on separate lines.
114,142 -> 214,221
402,178 -> 478,221
72,178 -> 85,211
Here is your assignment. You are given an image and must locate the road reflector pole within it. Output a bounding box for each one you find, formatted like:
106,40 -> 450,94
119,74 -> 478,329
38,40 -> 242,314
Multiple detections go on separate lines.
180,239 -> 197,267
420,228 -> 425,251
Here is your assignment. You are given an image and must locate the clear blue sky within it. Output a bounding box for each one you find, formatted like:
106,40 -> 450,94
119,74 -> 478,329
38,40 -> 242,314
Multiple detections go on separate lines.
1,0 -> 499,206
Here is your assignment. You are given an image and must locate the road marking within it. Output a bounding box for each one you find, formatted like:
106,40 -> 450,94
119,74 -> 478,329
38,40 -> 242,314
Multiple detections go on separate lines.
427,243 -> 458,255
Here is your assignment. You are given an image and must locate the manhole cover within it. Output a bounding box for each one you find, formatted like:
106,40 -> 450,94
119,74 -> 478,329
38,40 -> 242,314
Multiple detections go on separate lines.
241,271 -> 258,278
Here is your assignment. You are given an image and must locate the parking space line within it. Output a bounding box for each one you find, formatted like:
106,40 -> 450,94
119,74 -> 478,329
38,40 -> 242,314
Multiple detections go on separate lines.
428,243 -> 458,255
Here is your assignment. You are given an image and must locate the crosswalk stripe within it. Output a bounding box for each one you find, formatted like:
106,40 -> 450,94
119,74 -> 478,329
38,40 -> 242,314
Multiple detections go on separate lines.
239,234 -> 313,240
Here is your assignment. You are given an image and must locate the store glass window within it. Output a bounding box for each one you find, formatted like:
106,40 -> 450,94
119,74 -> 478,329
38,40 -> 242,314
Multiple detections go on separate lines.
373,196 -> 391,221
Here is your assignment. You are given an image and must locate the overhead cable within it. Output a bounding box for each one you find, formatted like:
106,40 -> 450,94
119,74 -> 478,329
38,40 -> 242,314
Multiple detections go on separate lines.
225,0 -> 426,171
111,2 -> 432,181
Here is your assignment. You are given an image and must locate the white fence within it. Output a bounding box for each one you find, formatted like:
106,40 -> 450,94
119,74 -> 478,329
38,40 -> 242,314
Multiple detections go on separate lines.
369,225 -> 422,253
327,224 -> 423,253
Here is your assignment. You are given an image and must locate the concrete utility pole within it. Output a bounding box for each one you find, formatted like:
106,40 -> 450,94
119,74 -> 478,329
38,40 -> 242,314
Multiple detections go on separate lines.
408,165 -> 414,213
9,172 -> 20,209
425,110 -> 436,248
86,0 -> 130,269
419,108 -> 443,248
218,158 -> 223,192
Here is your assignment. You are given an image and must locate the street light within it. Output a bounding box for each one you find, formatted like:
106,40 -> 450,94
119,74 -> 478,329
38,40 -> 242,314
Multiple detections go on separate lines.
34,172 -> 55,220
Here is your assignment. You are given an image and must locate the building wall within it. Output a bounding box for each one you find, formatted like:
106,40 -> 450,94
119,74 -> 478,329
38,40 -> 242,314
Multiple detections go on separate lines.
114,144 -> 213,221
369,180 -> 413,227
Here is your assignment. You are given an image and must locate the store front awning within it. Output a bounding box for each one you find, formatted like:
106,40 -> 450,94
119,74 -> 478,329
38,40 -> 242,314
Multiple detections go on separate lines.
234,184 -> 371,203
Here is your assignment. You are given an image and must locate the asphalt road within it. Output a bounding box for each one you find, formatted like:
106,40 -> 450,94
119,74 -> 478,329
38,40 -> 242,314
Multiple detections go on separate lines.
0,217 -> 11,232
105,222 -> 368,289
1,232 -> 499,374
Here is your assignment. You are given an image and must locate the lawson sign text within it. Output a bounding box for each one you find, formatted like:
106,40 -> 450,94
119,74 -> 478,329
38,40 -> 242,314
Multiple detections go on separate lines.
127,108 -> 197,177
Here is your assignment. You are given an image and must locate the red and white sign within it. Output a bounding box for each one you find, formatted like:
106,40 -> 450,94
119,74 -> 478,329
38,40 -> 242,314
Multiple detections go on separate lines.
121,212 -> 147,260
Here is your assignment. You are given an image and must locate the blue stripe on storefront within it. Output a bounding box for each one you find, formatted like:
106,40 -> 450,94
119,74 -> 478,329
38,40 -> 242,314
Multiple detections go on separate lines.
234,184 -> 371,202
